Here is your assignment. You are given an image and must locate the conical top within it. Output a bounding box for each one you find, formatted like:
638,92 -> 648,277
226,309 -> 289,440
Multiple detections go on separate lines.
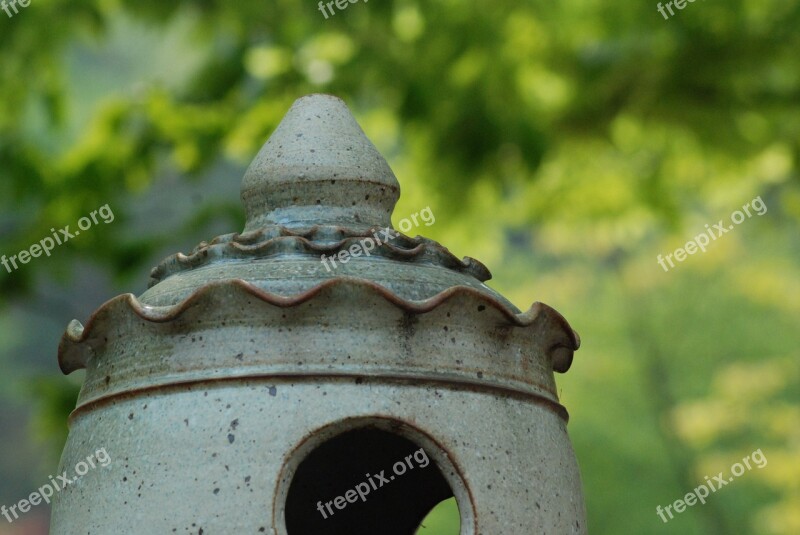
241,94 -> 400,231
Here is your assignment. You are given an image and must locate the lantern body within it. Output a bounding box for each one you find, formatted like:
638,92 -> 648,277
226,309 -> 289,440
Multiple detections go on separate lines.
52,95 -> 586,534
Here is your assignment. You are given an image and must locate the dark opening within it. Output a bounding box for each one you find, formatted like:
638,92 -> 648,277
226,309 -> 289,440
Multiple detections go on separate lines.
285,427 -> 455,535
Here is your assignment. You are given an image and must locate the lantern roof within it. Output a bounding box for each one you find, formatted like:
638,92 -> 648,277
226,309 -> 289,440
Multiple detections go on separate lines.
143,94 -> 497,306
58,95 -> 579,409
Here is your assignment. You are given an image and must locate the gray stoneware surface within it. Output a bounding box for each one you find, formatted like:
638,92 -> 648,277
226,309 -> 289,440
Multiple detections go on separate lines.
52,94 -> 587,534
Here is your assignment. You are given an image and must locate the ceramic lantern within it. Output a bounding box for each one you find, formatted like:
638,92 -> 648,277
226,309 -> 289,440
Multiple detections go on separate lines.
52,94 -> 586,534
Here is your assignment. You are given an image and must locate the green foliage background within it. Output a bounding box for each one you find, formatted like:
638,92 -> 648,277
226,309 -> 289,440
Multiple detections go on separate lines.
0,0 -> 798,533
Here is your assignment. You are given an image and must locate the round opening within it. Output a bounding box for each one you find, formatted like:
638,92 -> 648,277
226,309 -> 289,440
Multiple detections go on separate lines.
283,426 -> 462,534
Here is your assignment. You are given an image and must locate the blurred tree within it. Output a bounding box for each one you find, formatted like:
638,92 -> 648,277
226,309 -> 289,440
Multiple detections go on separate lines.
0,0 -> 798,533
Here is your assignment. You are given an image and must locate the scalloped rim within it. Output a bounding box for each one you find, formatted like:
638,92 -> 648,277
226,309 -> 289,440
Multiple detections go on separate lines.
148,225 -> 491,287
59,278 -> 580,375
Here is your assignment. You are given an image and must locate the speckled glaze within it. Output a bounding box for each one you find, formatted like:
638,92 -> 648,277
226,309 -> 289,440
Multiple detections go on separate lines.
51,94 -> 587,534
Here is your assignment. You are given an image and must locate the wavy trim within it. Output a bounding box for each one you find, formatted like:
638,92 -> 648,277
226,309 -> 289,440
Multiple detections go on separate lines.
59,278 -> 580,375
148,225 -> 491,287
